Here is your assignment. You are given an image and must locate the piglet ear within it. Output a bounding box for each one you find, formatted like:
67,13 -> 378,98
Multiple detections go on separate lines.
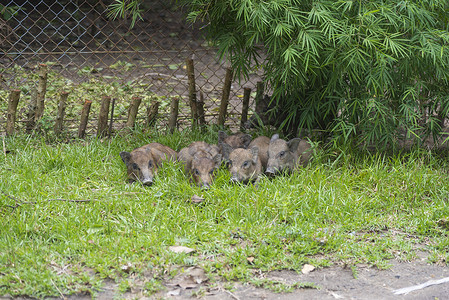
288,138 -> 301,152
251,147 -> 259,163
213,154 -> 223,167
218,130 -> 227,143
241,134 -> 252,148
120,152 -> 131,165
270,133 -> 280,142
219,142 -> 233,161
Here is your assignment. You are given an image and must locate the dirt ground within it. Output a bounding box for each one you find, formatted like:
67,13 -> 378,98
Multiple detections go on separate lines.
2,253 -> 449,300
62,253 -> 449,299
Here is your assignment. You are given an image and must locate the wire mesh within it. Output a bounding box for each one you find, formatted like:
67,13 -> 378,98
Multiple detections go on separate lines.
0,0 -> 263,136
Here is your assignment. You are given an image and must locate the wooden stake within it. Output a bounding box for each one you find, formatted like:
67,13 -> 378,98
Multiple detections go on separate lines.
54,91 -> 69,135
97,96 -> 111,137
26,89 -> 37,134
240,87 -> 251,131
186,58 -> 198,126
6,89 -> 21,136
78,100 -> 92,139
108,97 -> 116,136
168,97 -> 179,134
218,68 -> 233,127
34,64 -> 48,124
197,91 -> 206,127
147,100 -> 159,127
255,81 -> 265,111
125,96 -> 142,131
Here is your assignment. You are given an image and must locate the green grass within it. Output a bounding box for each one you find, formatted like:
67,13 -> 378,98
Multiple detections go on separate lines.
1,128 -> 449,298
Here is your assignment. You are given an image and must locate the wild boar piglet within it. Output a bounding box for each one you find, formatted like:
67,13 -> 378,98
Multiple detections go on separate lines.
120,143 -> 177,186
266,134 -> 312,176
229,147 -> 263,184
178,141 -> 222,189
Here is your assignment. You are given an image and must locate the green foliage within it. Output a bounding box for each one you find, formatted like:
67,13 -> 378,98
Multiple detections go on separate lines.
0,4 -> 21,20
180,0 -> 449,147
107,0 -> 143,29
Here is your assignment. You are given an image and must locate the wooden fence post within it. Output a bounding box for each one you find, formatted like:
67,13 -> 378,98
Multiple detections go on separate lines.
34,63 -> 48,125
197,91 -> 206,127
168,97 -> 179,134
54,91 -> 69,135
218,68 -> 233,127
255,81 -> 264,111
78,100 -> 92,139
147,100 -> 159,127
186,58 -> 198,127
240,87 -> 251,131
108,97 -> 116,136
6,90 -> 21,136
125,96 -> 142,131
26,89 -> 37,134
97,96 -> 111,137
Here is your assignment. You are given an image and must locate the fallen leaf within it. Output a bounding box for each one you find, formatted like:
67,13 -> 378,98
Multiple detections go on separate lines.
169,246 -> 195,254
437,218 -> 449,229
191,195 -> 205,204
247,256 -> 255,264
302,264 -> 315,274
121,263 -> 132,273
167,289 -> 181,296
167,267 -> 208,289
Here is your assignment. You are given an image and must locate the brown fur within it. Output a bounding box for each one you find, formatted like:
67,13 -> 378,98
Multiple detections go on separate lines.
266,134 -> 312,175
178,141 -> 222,189
218,131 -> 252,162
228,147 -> 263,184
247,136 -> 270,170
120,143 -> 177,185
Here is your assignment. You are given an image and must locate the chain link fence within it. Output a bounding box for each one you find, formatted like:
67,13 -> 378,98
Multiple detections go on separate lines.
0,0 -> 263,136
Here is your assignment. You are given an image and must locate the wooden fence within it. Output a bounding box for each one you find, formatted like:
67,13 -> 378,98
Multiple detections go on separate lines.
3,60 -> 263,138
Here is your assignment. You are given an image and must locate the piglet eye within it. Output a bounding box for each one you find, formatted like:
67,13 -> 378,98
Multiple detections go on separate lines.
193,169 -> 200,176
148,160 -> 153,168
242,161 -> 249,168
132,163 -> 139,170
279,151 -> 286,158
